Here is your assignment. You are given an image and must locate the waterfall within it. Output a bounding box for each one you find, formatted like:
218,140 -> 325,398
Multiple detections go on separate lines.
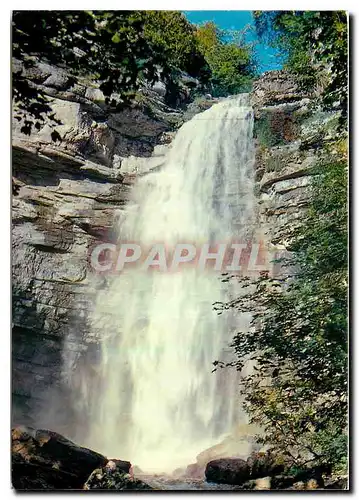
79,95 -> 256,472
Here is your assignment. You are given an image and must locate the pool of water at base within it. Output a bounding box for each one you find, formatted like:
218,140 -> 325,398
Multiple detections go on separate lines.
137,474 -> 243,491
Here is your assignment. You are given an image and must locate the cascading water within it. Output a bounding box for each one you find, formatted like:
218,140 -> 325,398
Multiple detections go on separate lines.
77,95 -> 256,472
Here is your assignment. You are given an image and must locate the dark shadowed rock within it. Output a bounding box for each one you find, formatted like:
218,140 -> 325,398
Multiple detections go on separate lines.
270,474 -> 298,490
205,458 -> 250,485
205,451 -> 286,486
11,426 -> 107,490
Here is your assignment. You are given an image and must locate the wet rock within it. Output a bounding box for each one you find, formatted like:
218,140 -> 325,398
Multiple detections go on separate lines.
270,474 -> 298,490
185,463 -> 205,479
205,458 -> 250,485
324,475 -> 348,490
107,458 -> 131,474
254,476 -> 271,490
83,461 -> 153,490
182,97 -> 216,122
11,426 -> 107,490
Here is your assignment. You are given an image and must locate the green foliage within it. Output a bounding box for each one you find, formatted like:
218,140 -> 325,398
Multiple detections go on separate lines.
12,11 -> 174,135
217,156 -> 348,471
142,11 -> 209,81
253,113 -> 284,148
195,22 -> 256,96
253,114 -> 276,147
13,11 -> 257,134
253,110 -> 299,147
12,10 -> 211,135
254,11 -> 348,122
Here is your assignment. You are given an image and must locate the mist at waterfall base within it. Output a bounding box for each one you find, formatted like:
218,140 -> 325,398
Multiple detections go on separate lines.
71,95 -> 258,473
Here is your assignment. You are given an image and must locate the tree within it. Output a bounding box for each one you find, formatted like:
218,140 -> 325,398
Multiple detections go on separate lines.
142,11 -> 210,81
13,11 -> 175,135
195,21 -> 256,96
253,11 -> 348,121
12,10 -> 211,136
215,153 -> 348,472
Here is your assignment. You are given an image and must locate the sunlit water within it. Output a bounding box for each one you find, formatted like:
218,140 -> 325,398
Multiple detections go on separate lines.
69,95 -> 257,472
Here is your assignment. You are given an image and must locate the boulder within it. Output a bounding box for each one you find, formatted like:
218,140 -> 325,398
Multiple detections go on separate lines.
185,462 -> 205,479
270,474 -> 298,490
12,426 -> 107,490
254,476 -> 271,490
205,458 -> 250,485
83,461 -> 153,490
205,450 -> 288,486
107,458 -> 131,474
324,475 -> 348,490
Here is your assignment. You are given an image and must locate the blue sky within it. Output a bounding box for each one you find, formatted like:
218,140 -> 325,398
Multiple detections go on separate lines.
184,11 -> 283,73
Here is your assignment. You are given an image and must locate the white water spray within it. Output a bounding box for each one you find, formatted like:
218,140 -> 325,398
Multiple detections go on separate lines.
80,95 -> 256,472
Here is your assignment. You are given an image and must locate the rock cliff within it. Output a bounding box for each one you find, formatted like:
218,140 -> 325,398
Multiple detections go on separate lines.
250,70 -> 342,260
12,59 -> 186,433
12,65 -> 340,438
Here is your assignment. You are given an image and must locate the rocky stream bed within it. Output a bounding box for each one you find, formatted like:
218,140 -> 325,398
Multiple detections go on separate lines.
11,426 -> 347,491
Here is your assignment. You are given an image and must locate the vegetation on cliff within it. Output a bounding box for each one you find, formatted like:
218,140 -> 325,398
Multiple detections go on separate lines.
12,9 -> 348,486
13,11 -> 173,135
218,10 -> 348,478
12,10 -> 255,136
254,11 -> 348,121
223,156 -> 348,472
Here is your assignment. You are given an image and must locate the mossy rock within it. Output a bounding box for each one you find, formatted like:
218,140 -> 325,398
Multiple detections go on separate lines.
254,110 -> 301,148
84,463 -> 153,491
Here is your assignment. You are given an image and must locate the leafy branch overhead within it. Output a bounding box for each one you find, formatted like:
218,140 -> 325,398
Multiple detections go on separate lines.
195,21 -> 257,96
215,156 -> 347,472
253,11 -> 348,121
12,11 -> 174,136
12,11 -> 257,137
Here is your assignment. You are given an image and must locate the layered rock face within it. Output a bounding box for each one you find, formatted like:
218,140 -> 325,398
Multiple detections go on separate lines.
250,70 -> 341,258
12,60 -> 184,433
12,65 -> 339,440
12,67 -> 346,490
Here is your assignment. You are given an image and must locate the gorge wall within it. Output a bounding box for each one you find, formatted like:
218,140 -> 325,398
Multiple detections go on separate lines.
251,71 -> 341,257
12,60 -> 185,432
12,66 -> 339,440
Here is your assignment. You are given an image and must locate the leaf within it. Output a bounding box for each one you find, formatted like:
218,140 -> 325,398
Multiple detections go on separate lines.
111,32 -> 121,44
51,130 -> 62,143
